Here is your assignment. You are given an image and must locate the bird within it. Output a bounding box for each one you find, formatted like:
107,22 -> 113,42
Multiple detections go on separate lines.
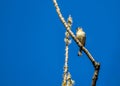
76,27 -> 86,56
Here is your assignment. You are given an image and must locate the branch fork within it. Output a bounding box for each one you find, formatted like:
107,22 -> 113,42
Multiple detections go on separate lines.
53,0 -> 101,86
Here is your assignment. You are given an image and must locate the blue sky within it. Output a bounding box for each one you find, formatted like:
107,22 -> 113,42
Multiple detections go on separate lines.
0,0 -> 120,86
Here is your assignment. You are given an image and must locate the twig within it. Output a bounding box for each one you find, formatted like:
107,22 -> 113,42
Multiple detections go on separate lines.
62,19 -> 71,86
53,0 -> 100,86
62,15 -> 74,86
92,62 -> 100,86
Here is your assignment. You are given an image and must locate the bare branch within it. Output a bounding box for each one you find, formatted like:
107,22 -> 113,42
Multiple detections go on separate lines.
92,62 -> 100,86
62,15 -> 74,86
53,0 -> 100,86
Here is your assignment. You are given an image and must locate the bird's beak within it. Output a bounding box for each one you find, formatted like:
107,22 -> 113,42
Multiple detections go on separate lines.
76,28 -> 79,31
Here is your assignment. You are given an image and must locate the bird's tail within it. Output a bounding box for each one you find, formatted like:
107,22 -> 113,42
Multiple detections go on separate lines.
78,48 -> 82,56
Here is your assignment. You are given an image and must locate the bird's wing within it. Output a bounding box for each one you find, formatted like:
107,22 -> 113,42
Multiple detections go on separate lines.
83,34 -> 86,46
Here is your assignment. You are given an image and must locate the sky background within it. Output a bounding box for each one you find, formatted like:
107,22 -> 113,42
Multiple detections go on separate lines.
0,0 -> 120,86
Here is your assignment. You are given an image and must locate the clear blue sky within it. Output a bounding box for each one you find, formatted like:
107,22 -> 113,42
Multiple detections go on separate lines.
0,0 -> 120,86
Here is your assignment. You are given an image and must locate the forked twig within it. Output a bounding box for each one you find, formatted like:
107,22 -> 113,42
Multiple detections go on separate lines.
52,0 -> 100,86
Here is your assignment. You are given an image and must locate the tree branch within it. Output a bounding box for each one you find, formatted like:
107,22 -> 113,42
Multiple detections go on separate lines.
52,0 -> 100,86
92,62 -> 100,86
62,15 -> 73,86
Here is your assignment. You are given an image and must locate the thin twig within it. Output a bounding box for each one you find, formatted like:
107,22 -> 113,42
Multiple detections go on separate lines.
53,0 -> 100,86
62,21 -> 70,86
62,15 -> 73,86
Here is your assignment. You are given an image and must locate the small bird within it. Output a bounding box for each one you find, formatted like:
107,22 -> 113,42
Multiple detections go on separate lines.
76,27 -> 86,56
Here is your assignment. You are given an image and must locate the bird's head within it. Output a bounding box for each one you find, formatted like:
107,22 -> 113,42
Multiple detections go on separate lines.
76,27 -> 83,32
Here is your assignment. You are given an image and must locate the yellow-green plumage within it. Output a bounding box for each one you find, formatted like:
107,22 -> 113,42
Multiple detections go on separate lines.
76,27 -> 86,56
